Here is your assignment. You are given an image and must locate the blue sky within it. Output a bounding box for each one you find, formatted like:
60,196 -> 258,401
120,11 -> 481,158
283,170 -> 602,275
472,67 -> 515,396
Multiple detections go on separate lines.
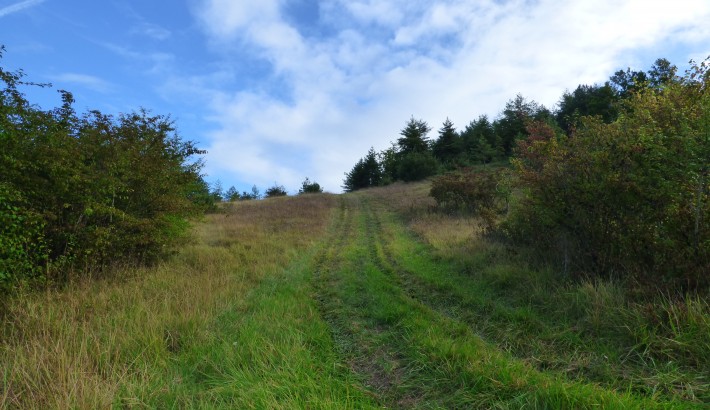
2,0 -> 710,193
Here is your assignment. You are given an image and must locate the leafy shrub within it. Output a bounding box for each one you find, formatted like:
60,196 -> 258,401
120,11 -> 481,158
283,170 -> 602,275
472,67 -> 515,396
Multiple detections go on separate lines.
265,184 -> 288,198
0,49 -> 211,291
506,60 -> 710,289
0,184 -> 48,290
430,168 -> 510,228
299,177 -> 323,194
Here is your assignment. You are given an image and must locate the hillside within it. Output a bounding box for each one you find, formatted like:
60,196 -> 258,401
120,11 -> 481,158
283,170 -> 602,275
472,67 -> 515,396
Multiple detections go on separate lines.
1,183 -> 707,408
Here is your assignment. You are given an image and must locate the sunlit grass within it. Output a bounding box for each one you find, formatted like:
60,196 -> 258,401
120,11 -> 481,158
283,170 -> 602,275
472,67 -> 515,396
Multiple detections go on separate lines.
0,194 -> 376,408
312,193 -> 663,408
364,181 -> 710,405
1,182 -> 707,408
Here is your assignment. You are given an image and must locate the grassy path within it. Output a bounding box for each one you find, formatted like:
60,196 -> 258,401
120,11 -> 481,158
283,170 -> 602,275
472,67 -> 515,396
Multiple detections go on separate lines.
2,191 -> 705,408
312,193 -> 698,409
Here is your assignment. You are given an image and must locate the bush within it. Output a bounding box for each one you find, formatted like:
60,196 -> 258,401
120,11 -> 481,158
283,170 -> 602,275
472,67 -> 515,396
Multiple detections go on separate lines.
265,184 -> 288,198
506,61 -> 710,289
0,184 -> 48,290
299,177 -> 323,194
0,50 -> 210,291
430,168 -> 510,228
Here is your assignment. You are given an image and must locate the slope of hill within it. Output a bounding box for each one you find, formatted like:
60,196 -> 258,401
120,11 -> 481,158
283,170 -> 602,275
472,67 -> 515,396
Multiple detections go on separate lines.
1,184 -> 707,408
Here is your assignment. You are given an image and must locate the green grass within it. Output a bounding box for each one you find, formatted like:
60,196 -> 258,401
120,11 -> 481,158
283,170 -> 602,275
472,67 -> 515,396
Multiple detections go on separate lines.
1,194 -> 375,408
1,185 -> 707,408
365,181 -> 709,406
313,193 -> 702,408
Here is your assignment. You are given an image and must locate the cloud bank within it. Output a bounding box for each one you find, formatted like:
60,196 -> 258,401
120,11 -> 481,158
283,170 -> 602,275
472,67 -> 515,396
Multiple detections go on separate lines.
189,0 -> 710,192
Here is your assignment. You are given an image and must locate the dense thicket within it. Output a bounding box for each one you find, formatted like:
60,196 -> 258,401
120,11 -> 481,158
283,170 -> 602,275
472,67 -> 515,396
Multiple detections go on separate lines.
0,49 -> 212,291
509,62 -> 709,288
344,57 -> 709,291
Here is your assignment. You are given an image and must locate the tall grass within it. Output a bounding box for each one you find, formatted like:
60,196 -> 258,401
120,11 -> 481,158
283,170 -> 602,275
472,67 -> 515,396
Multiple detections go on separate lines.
0,194 -> 376,408
366,180 -> 710,404
2,181 -> 706,407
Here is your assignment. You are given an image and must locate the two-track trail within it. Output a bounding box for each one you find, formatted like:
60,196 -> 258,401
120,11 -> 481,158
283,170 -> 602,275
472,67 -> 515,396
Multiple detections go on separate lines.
310,192 -> 683,409
3,191 -> 701,408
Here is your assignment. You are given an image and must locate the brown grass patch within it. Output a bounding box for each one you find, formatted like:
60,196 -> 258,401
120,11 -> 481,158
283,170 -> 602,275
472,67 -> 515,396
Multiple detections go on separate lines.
0,194 -> 336,408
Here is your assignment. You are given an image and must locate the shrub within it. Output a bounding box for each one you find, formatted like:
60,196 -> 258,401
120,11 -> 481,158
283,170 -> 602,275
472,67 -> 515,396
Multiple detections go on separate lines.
299,177 -> 323,194
1,49 -> 210,291
506,60 -> 710,289
265,184 -> 288,198
0,184 -> 48,290
430,168 -> 510,228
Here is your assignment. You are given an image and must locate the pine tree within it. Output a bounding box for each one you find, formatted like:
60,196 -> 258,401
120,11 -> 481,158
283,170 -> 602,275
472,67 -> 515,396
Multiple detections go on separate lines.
432,118 -> 459,164
397,117 -> 431,154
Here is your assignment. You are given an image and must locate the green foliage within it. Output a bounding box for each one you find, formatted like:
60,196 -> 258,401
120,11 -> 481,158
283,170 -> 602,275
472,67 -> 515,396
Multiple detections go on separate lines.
342,147 -> 382,192
0,184 -> 47,290
556,83 -> 619,134
264,183 -> 288,198
431,118 -> 460,165
494,94 -> 548,156
396,151 -> 439,182
610,58 -> 677,97
240,185 -> 261,200
507,61 -> 710,289
378,144 -> 398,184
210,180 -> 224,202
298,177 -> 323,194
397,117 -> 431,154
185,176 -> 217,212
460,115 -> 503,165
0,50 -> 210,291
225,185 -> 240,201
430,168 -> 509,227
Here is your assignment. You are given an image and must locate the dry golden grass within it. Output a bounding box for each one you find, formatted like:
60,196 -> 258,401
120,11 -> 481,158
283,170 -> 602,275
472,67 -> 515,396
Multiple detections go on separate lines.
0,194 -> 336,409
363,181 -> 492,258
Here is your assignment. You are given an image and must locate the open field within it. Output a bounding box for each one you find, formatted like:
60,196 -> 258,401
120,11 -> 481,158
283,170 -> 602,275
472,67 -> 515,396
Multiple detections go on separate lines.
1,183 -> 708,408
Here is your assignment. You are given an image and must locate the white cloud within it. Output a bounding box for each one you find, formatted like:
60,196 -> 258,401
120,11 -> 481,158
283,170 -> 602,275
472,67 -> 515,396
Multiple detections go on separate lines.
340,0 -> 405,28
133,23 -> 172,41
50,73 -> 115,93
99,42 -> 175,75
190,0 -> 710,192
197,0 -> 283,39
0,0 -> 44,18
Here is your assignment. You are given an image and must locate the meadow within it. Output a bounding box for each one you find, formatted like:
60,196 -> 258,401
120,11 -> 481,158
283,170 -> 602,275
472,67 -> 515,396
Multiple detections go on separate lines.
1,183 -> 707,408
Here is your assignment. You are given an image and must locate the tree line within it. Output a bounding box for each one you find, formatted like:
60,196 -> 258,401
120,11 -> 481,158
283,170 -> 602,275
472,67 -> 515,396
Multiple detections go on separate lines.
344,58 -> 678,192
209,177 -> 324,202
344,57 -> 708,291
